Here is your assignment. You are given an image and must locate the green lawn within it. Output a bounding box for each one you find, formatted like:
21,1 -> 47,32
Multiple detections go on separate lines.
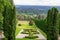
15,23 -> 38,40
16,38 -> 37,40
15,21 -> 47,40
15,24 -> 37,36
15,27 -> 21,36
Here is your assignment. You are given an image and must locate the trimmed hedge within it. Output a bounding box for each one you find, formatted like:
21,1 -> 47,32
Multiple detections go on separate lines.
25,36 -> 38,39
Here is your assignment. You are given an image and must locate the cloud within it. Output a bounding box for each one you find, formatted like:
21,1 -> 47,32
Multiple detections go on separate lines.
13,0 -> 60,6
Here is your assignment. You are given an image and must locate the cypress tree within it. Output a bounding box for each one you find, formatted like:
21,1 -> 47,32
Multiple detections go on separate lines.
47,7 -> 59,40
59,20 -> 60,35
58,13 -> 60,35
1,0 -> 16,40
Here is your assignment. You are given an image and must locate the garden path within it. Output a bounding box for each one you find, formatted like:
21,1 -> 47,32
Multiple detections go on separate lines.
16,29 -> 46,40
58,36 -> 60,40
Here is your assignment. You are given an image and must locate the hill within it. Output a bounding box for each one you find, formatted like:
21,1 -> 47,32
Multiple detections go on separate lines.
16,5 -> 60,15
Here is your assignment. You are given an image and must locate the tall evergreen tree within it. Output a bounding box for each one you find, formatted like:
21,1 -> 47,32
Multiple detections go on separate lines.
59,21 -> 60,35
0,0 -> 5,33
58,13 -> 60,35
0,0 -> 16,40
47,7 -> 59,40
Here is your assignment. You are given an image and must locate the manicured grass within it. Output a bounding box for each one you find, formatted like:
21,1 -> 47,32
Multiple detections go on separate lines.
15,23 -> 36,36
15,27 -> 21,36
15,21 -> 47,40
3,38 -> 37,40
15,22 -> 38,40
38,28 -> 47,38
16,38 -> 37,40
18,24 -> 36,29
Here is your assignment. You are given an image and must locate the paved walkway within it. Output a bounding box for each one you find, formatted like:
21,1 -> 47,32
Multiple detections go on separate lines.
16,29 -> 46,40
0,33 -> 4,40
16,29 -> 28,38
58,36 -> 60,40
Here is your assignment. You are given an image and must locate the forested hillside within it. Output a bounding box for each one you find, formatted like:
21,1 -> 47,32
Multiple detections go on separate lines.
16,5 -> 60,15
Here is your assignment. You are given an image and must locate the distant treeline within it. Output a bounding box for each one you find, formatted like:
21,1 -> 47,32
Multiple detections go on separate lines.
16,14 -> 46,21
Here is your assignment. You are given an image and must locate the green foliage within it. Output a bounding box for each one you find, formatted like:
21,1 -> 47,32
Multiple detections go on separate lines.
0,0 -> 5,30
59,20 -> 60,35
24,29 -> 38,39
25,36 -> 38,39
21,29 -> 39,34
47,7 -> 59,40
0,13 -> 3,30
18,24 -> 21,26
0,13 -> 3,22
0,0 -> 16,40
29,20 -> 34,26
58,13 -> 60,35
33,18 -> 47,34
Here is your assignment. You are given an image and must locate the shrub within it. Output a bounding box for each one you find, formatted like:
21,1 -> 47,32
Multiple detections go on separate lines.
21,29 -> 39,34
25,36 -> 38,39
18,24 -> 21,26
29,20 -> 34,26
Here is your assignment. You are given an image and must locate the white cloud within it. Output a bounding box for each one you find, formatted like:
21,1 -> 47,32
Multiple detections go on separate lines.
13,0 -> 60,6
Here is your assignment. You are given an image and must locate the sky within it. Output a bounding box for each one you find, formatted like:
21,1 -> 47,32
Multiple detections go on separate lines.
13,0 -> 60,6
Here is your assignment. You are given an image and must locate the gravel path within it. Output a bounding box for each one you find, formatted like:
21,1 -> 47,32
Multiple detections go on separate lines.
0,33 -> 4,40
16,29 -> 46,40
16,29 -> 28,38
58,36 -> 60,40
